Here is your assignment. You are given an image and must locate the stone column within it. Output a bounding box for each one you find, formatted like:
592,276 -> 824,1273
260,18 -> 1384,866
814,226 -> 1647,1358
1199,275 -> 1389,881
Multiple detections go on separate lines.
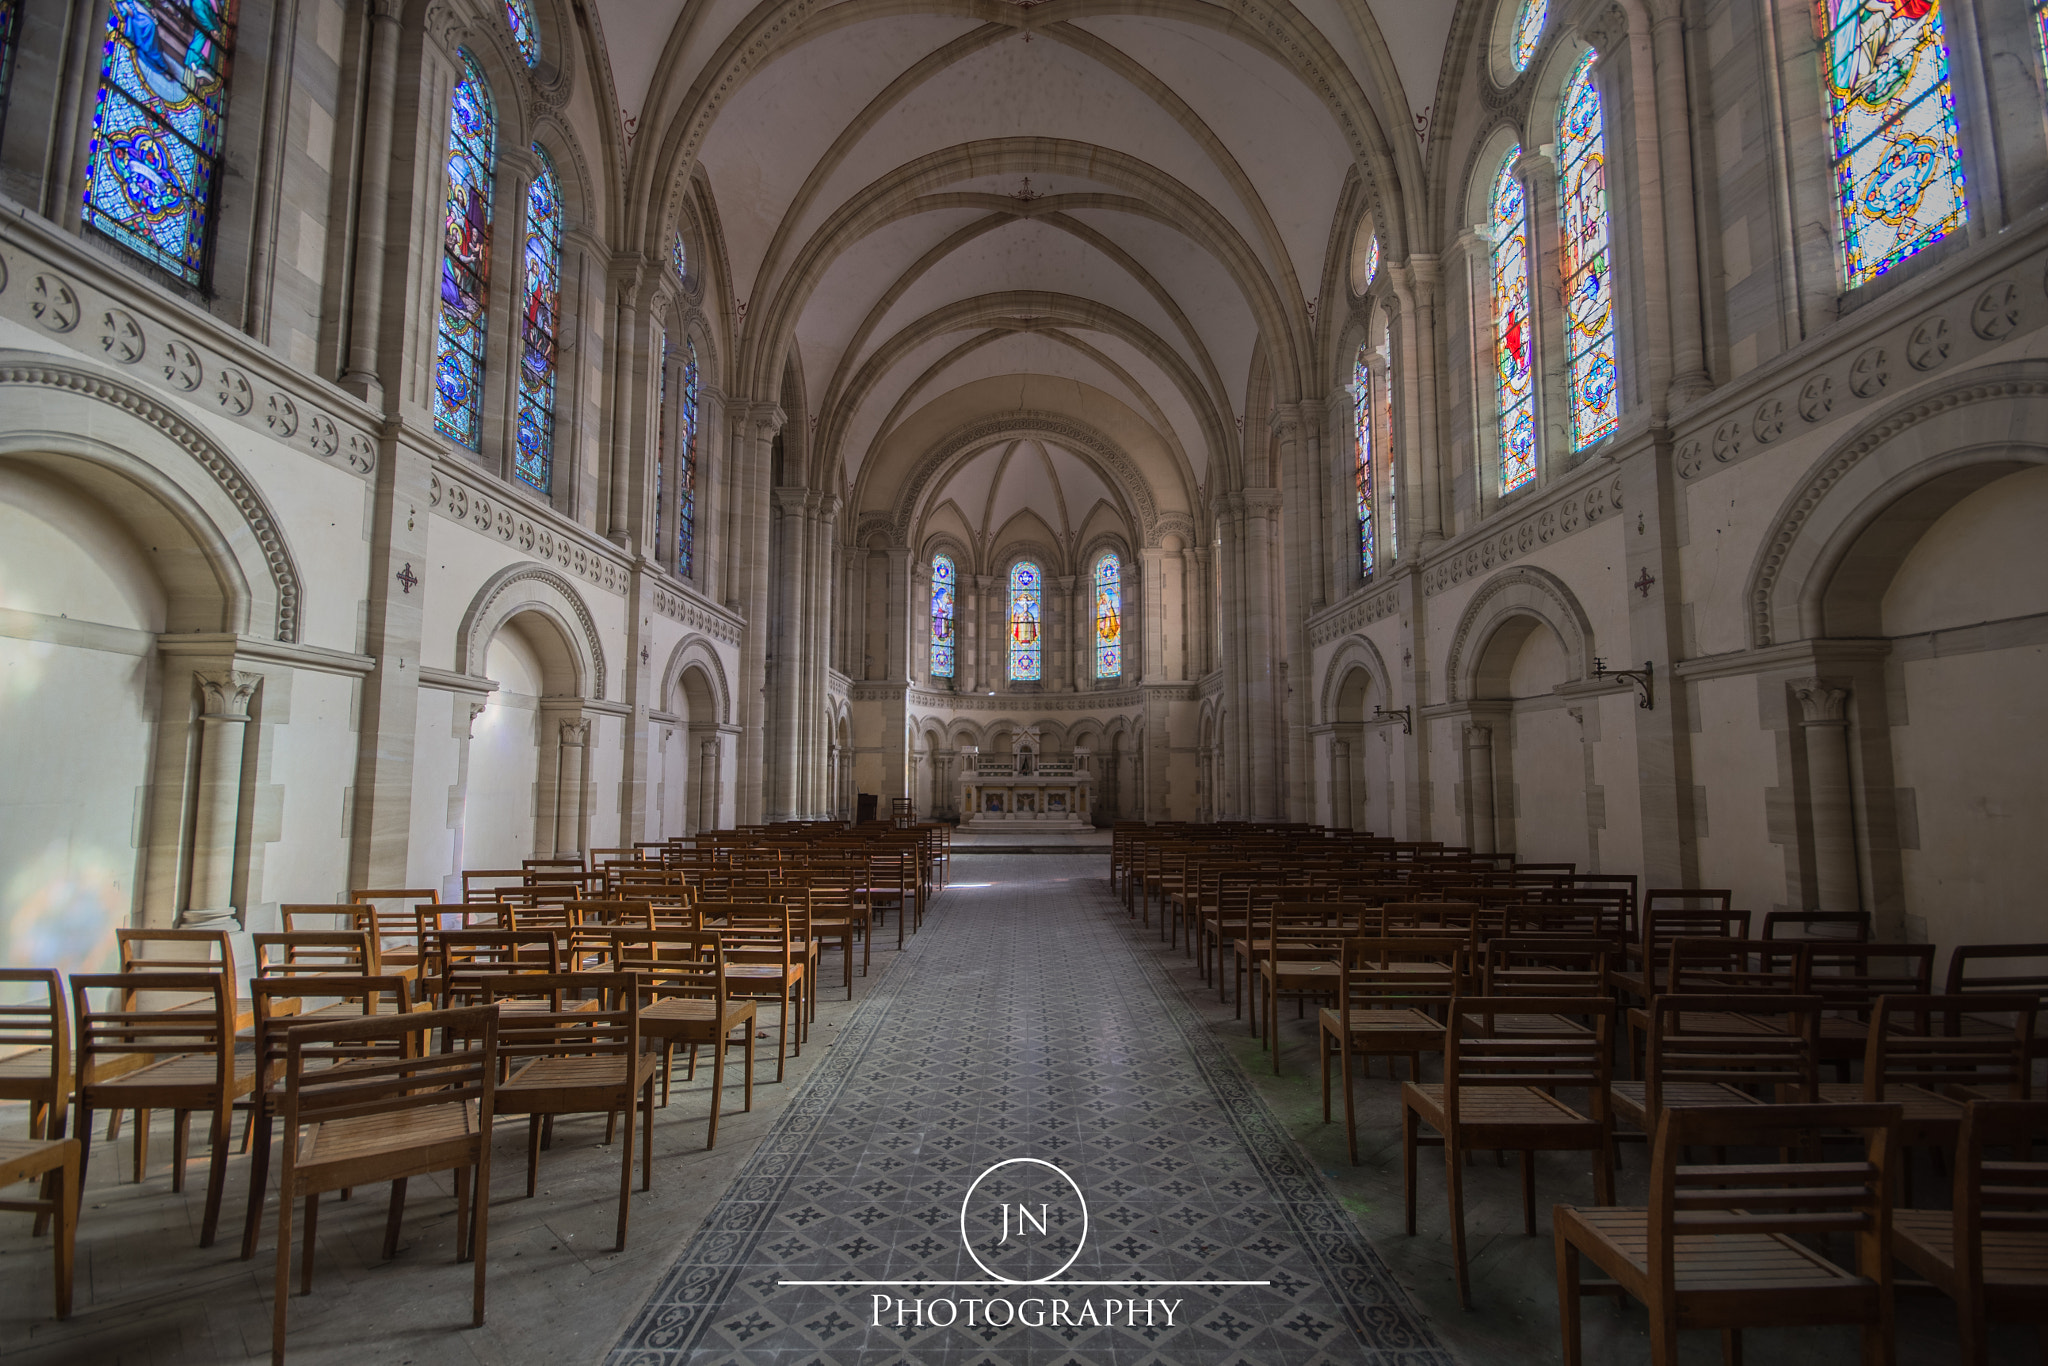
339,0 -> 402,400
1240,489 -> 1283,818
769,486 -> 808,819
181,671 -> 260,929
735,405 -> 783,822
554,717 -> 590,857
1465,723 -> 1497,855
1332,738 -> 1353,831
1793,678 -> 1860,913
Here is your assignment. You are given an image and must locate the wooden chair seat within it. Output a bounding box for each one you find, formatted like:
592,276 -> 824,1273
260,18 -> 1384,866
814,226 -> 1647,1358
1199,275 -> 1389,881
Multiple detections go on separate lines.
1319,1005 -> 1442,1046
86,1054 -> 258,1103
1608,1079 -> 1759,1132
1560,1203 -> 1877,1301
1404,1082 -> 1602,1142
297,1101 -> 482,1175
0,1049 -> 58,1082
502,1053 -> 660,1096
1893,1210 -> 2048,1289
0,1136 -> 78,1318
1815,1079 -> 1961,1144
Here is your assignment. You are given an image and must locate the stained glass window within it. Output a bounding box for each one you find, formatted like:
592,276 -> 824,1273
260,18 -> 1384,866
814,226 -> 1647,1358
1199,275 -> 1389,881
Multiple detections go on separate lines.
1490,149 -> 1537,493
1384,381 -> 1398,563
678,340 -> 699,577
655,327 -> 668,552
82,0 -> 239,286
2038,0 -> 2048,84
515,145 -> 561,493
1510,0 -> 1546,71
434,54 -> 495,451
1818,0 -> 1966,288
1354,348 -> 1374,579
671,234 -> 688,283
1094,554 -> 1122,679
1007,561 -> 1042,682
931,554 -> 957,678
505,0 -> 539,66
0,0 -> 22,139
1560,51 -> 1618,450
1363,234 -> 1381,288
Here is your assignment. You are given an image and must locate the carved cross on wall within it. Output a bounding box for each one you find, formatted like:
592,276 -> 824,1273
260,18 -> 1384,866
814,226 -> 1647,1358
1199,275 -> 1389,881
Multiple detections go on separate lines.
1634,567 -> 1655,598
396,563 -> 419,594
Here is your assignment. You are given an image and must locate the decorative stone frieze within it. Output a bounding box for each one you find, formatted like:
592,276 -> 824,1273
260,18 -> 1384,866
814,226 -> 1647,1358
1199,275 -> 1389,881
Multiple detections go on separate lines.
1421,475 -> 1623,596
652,581 -> 743,644
428,469 -> 631,596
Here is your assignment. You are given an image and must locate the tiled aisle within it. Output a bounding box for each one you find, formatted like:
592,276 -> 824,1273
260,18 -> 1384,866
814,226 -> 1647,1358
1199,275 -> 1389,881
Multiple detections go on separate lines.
606,857 -> 1451,1365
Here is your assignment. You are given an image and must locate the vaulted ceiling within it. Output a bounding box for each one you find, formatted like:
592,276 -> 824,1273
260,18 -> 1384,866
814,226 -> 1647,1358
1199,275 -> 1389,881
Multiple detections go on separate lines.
590,0 -> 1453,535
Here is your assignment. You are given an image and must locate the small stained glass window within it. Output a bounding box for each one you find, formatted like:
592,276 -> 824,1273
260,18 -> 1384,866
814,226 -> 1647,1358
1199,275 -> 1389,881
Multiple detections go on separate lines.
83,0 -> 240,286
1491,149 -> 1536,494
1818,0 -> 1966,288
1363,234 -> 1381,288
515,144 -> 561,493
1510,0 -> 1547,72
1559,50 -> 1618,450
1007,561 -> 1042,682
931,554 -> 956,679
506,0 -> 539,66
1094,554 -> 1122,679
1354,348 -> 1374,579
0,0 -> 23,140
678,340 -> 699,577
433,54 -> 495,451
671,233 -> 687,283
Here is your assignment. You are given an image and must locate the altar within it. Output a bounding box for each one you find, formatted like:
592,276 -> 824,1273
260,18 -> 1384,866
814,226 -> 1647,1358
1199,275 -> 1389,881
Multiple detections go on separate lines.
959,735 -> 1094,832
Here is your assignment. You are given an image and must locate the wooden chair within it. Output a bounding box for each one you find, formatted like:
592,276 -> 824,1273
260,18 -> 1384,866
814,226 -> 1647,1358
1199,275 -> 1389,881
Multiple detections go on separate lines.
480,972 -> 657,1249
240,975 -> 417,1260
1812,994 -> 2037,1158
1403,994 -> 1615,1306
71,971 -> 255,1246
347,888 -> 440,974
1893,1098 -> 2048,1364
719,903 -> 806,1082
1319,937 -> 1461,1165
0,1136 -> 79,1317
1805,943 -> 1938,1072
1762,910 -> 1872,942
610,930 -> 756,1145
435,929 -> 563,1007
1944,943 -> 2048,1063
1611,993 -> 1821,1145
278,904 -> 355,934
269,1007 -> 497,1365
252,930 -> 378,983
0,968 -> 71,1143
1253,903 -> 1348,1074
798,878 -> 868,998
1554,1101 -> 1900,1366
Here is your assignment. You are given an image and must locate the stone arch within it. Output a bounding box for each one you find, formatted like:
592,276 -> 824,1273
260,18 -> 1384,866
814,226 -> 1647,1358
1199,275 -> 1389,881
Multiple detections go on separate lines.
659,633 -> 732,725
1747,363 -> 2048,647
0,357 -> 303,640
1443,566 -> 1594,703
888,411 -> 1162,546
456,564 -> 606,698
1319,635 -> 1396,723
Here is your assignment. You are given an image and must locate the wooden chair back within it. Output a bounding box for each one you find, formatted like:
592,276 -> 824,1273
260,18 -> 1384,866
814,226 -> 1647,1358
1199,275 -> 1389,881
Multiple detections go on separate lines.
1942,1099 -> 2048,1320
436,930 -> 563,1006
610,930 -> 730,1009
1447,996 -> 1612,1104
115,927 -> 233,976
1640,992 -> 1822,1113
1866,994 -> 2037,1099
1945,943 -> 2048,1001
1334,936 -> 1464,1012
1480,937 -> 1613,997
1761,911 -> 1872,942
1665,937 -> 1806,994
278,905 -> 355,934
1803,942 -> 1936,1012
252,930 -> 378,982
477,971 -> 640,1065
0,968 -> 70,1135
71,971 -> 233,1086
249,974 -> 415,1095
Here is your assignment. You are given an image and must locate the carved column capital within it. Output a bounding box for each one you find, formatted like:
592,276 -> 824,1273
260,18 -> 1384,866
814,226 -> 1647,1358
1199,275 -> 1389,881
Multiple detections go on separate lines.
1464,723 -> 1493,747
196,670 -> 261,719
466,701 -> 489,738
559,717 -> 592,745
1790,677 -> 1850,725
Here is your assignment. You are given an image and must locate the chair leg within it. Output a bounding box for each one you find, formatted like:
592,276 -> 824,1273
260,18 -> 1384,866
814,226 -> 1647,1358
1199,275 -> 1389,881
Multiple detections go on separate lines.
1648,1294 -> 1680,1366
272,1178 -> 295,1366
641,1079 -> 654,1191
1721,1328 -> 1743,1366
300,1193 -> 319,1293
241,1109 -> 274,1260
75,1104 -> 96,1201
133,1109 -> 150,1183
1520,1149 -> 1536,1236
615,1101 -> 634,1251
744,1025 -> 756,1112
200,1104 -> 232,1247
1594,1132 -> 1616,1206
1447,1139 -> 1471,1308
1555,1230 -> 1583,1366
707,1033 -> 725,1150
1402,1102 -> 1418,1234
660,1043 -> 674,1107
453,1166 -> 472,1263
52,1144 -> 76,1319
526,1115 -> 543,1196
382,1178 -> 407,1259
470,1158 -> 490,1328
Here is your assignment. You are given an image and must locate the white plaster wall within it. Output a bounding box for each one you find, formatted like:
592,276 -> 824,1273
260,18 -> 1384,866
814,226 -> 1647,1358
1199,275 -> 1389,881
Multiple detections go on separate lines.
0,469 -> 162,989
466,635 -> 544,869
407,687 -> 464,896
1689,675 -> 1785,915
254,669 -> 359,907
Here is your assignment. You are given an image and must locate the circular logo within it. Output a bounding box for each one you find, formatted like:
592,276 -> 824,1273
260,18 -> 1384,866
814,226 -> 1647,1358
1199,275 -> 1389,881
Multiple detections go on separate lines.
958,1157 -> 1089,1284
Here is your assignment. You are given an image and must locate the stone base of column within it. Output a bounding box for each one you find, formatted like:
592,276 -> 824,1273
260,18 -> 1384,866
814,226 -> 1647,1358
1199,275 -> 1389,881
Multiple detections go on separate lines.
177,906 -> 241,930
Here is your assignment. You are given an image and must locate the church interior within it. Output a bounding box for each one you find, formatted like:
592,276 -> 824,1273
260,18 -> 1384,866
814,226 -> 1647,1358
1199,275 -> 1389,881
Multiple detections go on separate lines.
1,0 -> 2046,1360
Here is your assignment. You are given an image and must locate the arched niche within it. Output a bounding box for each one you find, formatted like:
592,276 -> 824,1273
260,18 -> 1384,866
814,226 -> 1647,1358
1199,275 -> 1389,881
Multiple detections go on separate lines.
1443,566 -> 1594,703
456,564 -> 606,699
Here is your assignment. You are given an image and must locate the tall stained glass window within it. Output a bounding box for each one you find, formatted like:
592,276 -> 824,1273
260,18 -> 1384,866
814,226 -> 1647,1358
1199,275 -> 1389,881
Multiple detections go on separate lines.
1490,149 -> 1537,494
1363,234 -> 1381,288
677,340 -> 699,577
1354,347 -> 1374,579
1819,0 -> 1965,288
505,0 -> 539,66
671,234 -> 688,283
0,0 -> 23,139
2038,0 -> 2048,82
1384,381 -> 1398,563
1094,554 -> 1122,679
1559,51 -> 1618,450
82,0 -> 239,286
516,145 -> 561,492
931,554 -> 956,678
655,327 -> 668,552
434,54 -> 495,450
1510,0 -> 1547,71
1007,561 -> 1042,682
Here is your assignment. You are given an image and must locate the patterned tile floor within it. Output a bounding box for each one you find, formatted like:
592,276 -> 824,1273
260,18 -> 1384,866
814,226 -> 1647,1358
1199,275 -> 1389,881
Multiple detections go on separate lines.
606,859 -> 1451,1365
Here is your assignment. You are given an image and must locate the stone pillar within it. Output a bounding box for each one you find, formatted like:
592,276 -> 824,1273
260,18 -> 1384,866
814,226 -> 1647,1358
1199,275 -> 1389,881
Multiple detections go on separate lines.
1240,489 -> 1283,818
1793,678 -> 1860,913
769,486 -> 808,819
554,717 -> 590,857
735,405 -> 783,822
339,0 -> 401,400
181,671 -> 259,929
1465,723 -> 1497,855
696,734 -> 720,833
1332,738 -> 1353,831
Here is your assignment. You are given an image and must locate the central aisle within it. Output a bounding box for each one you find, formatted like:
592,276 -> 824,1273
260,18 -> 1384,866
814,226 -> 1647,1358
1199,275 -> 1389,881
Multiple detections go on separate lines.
606,855 -> 1450,1365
